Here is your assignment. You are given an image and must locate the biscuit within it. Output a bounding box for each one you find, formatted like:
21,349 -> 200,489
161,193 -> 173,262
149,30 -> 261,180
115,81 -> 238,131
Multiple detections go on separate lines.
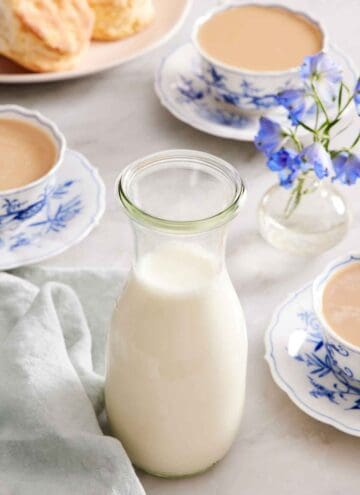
0,0 -> 94,72
89,0 -> 154,41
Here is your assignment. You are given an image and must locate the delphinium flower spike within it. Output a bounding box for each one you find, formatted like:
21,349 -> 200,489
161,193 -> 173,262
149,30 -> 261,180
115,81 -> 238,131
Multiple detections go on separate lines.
254,52 -> 360,216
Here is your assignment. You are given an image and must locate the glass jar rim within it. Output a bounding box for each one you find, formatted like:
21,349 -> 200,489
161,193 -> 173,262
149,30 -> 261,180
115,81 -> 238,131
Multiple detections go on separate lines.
116,149 -> 246,233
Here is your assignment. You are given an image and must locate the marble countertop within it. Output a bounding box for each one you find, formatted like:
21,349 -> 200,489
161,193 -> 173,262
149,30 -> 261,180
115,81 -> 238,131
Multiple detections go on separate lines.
1,0 -> 360,493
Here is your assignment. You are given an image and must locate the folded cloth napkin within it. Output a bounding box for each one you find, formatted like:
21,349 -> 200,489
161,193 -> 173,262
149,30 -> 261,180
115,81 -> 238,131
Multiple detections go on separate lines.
0,266 -> 145,495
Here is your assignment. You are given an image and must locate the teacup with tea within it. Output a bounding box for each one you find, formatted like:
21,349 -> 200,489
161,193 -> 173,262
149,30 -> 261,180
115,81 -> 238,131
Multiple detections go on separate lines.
0,105 -> 66,232
0,118 -> 58,191
192,2 -> 328,113
313,254 -> 360,389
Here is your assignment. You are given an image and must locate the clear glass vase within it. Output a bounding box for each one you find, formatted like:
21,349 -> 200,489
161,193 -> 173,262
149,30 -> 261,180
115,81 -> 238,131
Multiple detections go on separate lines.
105,150 -> 247,478
258,175 -> 350,256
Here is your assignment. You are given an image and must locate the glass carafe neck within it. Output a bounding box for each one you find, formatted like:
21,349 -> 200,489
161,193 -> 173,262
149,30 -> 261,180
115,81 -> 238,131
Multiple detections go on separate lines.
117,150 -> 245,234
117,150 -> 245,278
131,221 -> 228,273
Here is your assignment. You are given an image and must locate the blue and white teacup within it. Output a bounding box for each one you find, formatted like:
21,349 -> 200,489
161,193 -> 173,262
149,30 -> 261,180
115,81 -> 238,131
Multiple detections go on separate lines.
192,2 -> 328,114
313,254 -> 360,390
0,105 -> 66,235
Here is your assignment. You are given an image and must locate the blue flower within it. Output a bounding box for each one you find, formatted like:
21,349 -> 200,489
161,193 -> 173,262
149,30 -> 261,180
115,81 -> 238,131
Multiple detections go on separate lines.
278,168 -> 299,189
297,143 -> 331,179
267,148 -> 299,188
354,78 -> 360,116
267,148 -> 297,172
332,152 -> 360,185
277,89 -> 307,125
254,117 -> 285,156
301,53 -> 342,105
301,53 -> 342,84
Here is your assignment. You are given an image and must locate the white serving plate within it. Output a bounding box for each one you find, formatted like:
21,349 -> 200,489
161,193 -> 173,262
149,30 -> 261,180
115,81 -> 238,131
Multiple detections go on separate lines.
0,0 -> 192,84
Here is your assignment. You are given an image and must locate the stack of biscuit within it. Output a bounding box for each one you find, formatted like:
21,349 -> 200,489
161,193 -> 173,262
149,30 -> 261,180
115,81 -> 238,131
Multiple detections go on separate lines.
0,0 -> 155,72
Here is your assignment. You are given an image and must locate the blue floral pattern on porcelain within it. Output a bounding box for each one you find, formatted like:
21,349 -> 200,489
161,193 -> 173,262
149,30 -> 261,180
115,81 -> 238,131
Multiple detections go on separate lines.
291,310 -> 360,410
195,61 -> 296,111
0,180 -> 82,252
177,74 -> 251,128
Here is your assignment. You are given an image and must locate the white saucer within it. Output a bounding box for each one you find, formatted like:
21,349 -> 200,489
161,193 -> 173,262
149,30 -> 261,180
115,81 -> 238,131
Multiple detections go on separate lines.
265,282 -> 360,437
155,43 -> 358,141
0,149 -> 105,270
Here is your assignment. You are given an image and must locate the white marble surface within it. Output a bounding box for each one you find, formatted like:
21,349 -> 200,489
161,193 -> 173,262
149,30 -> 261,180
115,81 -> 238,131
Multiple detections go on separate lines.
1,0 -> 360,493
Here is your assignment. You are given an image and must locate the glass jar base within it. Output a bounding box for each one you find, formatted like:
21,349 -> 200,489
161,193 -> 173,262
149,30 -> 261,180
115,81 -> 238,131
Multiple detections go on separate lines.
258,181 -> 350,256
258,208 -> 349,256
135,460 -> 219,479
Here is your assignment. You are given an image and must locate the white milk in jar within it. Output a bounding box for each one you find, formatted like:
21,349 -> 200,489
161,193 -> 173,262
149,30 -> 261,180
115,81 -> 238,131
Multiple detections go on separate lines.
106,150 -> 247,478
105,242 -> 247,477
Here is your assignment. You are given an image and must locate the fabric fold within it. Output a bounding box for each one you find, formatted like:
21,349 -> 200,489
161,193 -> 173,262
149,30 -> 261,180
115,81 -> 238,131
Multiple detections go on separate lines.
0,269 -> 145,495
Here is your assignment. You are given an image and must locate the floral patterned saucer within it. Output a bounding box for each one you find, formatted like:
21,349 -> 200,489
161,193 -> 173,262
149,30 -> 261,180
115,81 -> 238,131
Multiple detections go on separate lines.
265,282 -> 360,437
155,43 -> 357,141
0,149 -> 105,270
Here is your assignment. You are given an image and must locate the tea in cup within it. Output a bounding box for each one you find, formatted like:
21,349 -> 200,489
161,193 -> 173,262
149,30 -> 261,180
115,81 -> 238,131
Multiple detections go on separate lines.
0,105 -> 66,233
192,2 -> 328,113
313,254 -> 360,389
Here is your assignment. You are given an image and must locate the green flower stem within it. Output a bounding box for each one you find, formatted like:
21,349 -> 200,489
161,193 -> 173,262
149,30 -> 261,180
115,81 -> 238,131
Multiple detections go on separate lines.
311,80 -> 330,123
284,172 -> 317,218
315,102 -> 320,130
284,175 -> 305,218
289,130 -> 303,152
319,89 -> 354,150
337,82 -> 344,112
332,123 -> 352,139
308,78 -> 353,150
336,95 -> 353,118
341,81 -> 352,96
350,131 -> 360,150
296,120 -> 317,135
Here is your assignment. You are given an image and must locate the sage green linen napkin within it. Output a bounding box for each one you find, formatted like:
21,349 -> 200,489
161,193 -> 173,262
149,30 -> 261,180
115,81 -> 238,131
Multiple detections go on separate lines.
0,266 -> 145,495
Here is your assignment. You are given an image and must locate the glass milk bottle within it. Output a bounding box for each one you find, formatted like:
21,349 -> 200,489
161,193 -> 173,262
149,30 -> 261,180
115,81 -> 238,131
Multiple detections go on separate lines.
105,150 -> 247,478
